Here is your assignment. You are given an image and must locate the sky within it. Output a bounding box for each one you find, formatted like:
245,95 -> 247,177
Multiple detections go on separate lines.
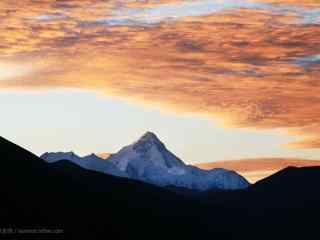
1,0 -> 320,164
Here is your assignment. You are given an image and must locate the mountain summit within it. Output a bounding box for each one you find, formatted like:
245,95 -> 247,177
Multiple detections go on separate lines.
108,132 -> 185,173
42,132 -> 249,191
137,131 -> 161,144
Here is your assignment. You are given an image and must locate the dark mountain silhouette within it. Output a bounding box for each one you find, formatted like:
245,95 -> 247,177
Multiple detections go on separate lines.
250,166 -> 320,207
0,136 -> 231,239
1,136 -> 320,240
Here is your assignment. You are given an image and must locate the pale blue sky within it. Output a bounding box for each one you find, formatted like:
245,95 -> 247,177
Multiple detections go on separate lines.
2,90 -> 320,163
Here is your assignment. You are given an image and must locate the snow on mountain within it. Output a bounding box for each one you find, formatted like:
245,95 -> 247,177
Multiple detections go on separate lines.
41,132 -> 250,191
41,151 -> 80,163
41,152 -> 127,178
107,132 -> 250,190
107,132 -> 185,173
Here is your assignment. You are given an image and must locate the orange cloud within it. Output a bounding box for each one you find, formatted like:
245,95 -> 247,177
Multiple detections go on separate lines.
1,0 -> 320,148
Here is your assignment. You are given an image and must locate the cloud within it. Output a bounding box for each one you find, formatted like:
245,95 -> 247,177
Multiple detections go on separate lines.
94,0 -> 269,26
0,62 -> 35,80
94,0 -> 320,26
286,138 -> 320,149
1,0 -> 320,148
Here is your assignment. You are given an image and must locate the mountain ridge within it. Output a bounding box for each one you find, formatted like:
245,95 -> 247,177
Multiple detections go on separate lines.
41,132 -> 250,191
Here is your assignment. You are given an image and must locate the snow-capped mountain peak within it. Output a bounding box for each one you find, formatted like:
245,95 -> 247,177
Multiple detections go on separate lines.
137,131 -> 160,142
107,132 -> 249,190
134,131 -> 163,147
132,131 -> 169,158
107,132 -> 185,173
41,132 -> 250,191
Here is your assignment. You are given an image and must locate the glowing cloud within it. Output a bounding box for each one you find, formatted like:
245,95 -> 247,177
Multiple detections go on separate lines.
1,0 -> 320,149
0,62 -> 34,81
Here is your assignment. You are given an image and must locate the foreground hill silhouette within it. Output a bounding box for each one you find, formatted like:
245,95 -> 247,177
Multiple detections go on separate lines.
1,136 -> 320,240
197,158 -> 320,182
0,136 -> 230,239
